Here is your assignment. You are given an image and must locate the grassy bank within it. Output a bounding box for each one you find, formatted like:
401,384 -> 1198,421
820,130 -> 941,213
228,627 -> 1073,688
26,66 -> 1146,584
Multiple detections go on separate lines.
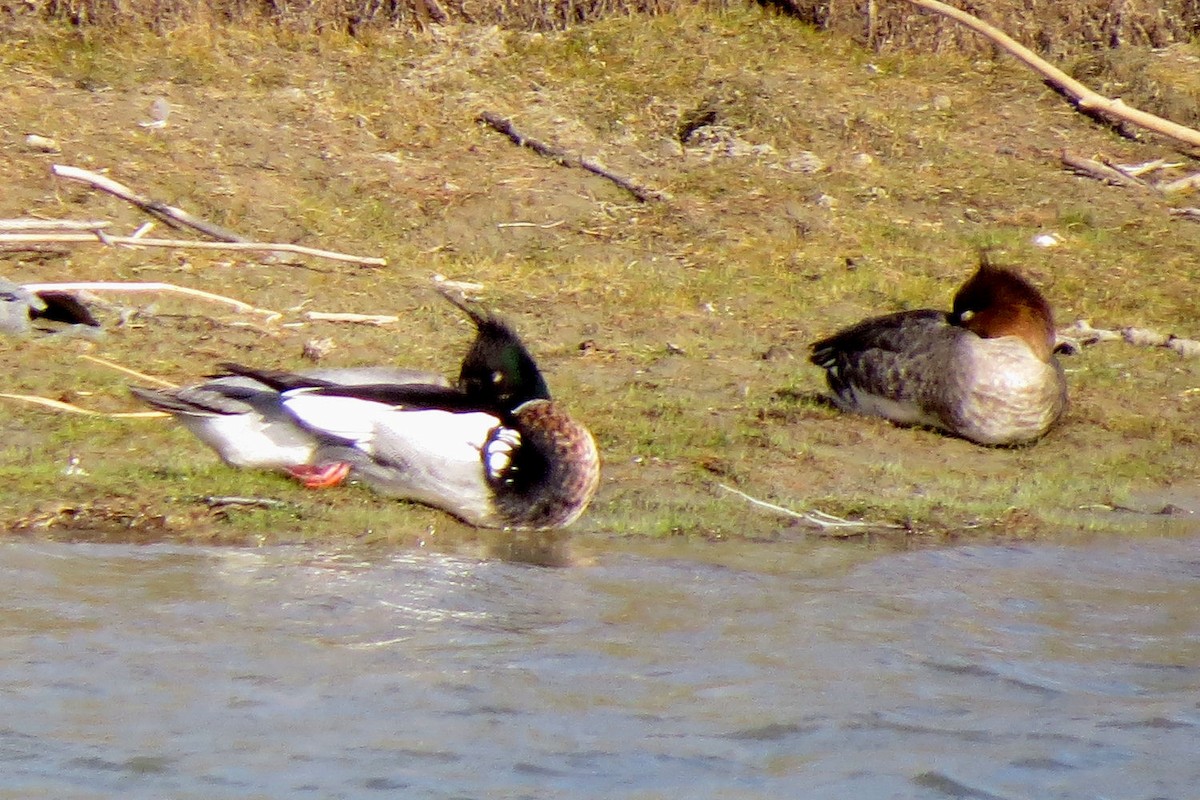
2,8 -> 1199,547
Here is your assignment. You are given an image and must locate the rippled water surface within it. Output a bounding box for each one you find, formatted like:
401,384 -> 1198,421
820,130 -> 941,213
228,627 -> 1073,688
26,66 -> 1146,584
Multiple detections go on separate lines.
2,533 -> 1199,798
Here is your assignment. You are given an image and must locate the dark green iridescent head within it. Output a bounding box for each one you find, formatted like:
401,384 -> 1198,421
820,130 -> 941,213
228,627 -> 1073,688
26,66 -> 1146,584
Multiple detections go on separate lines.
439,288 -> 551,411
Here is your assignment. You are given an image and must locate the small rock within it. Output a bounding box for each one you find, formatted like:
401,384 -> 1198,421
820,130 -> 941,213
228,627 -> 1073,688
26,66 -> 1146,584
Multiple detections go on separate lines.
25,134 -> 60,153
786,151 -> 826,174
761,345 -> 793,361
302,337 -> 336,362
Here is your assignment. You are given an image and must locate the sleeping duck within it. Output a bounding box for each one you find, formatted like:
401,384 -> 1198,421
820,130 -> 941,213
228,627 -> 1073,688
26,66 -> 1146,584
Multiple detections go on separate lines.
809,258 -> 1067,446
131,292 -> 600,530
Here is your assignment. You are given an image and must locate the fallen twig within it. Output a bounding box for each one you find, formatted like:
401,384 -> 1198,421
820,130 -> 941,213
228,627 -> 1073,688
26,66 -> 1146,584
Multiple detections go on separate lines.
1058,319 -> 1200,357
1158,174 -> 1200,195
80,355 -> 179,389
202,496 -> 292,510
897,0 -> 1200,150
1113,158 -> 1175,178
51,164 -> 247,242
1169,207 -> 1200,222
20,281 -> 282,319
0,392 -> 167,418
0,232 -> 386,266
1060,151 -> 1148,188
432,274 -> 484,293
717,482 -> 902,534
476,111 -> 671,203
305,311 -> 400,325
0,218 -> 111,233
496,220 -> 566,229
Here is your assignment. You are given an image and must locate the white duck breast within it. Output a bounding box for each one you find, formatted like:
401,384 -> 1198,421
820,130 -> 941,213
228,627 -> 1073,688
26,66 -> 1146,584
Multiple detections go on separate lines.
946,334 -> 1066,446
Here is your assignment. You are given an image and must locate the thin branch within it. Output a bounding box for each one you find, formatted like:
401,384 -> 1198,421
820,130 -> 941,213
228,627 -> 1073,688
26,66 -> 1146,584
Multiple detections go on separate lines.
0,392 -> 167,418
1060,151 -> 1148,188
305,311 -> 400,325
716,482 -> 903,534
51,164 -> 247,241
1159,174 -> 1200,195
0,232 -> 386,267
897,0 -> 1200,150
0,218 -> 111,233
477,111 -> 671,203
20,281 -> 282,319
1058,319 -> 1200,357
1113,158 -> 1176,178
79,355 -> 179,389
202,496 -> 292,509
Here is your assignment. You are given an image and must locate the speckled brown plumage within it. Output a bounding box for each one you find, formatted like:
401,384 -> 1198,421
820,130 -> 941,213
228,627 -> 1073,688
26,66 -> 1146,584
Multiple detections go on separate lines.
490,399 -> 600,530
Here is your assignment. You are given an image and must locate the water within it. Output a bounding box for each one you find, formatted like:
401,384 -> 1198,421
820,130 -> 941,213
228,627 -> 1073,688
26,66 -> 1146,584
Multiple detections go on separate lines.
2,533 -> 1198,798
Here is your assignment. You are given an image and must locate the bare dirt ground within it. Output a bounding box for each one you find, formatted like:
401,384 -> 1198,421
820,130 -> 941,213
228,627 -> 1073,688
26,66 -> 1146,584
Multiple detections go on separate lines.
2,10 -> 1199,549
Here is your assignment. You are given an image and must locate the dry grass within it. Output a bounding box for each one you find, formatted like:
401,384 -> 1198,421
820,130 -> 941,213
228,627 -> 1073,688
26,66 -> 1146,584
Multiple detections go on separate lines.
779,0 -> 1199,53
9,0 -> 736,32
6,0 -> 1197,49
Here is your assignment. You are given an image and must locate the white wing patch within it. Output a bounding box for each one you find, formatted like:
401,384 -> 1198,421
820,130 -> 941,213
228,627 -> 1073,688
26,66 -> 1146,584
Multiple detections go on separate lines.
281,391 -> 391,448
484,427 -> 522,482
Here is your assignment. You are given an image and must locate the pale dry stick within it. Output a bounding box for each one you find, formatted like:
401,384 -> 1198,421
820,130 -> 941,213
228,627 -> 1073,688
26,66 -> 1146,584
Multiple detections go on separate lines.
1059,319 -> 1200,357
305,311 -> 400,325
1096,157 -> 1200,192
0,233 -> 387,267
0,219 -> 111,233
20,281 -> 281,320
496,220 -> 566,229
897,0 -> 1200,149
0,392 -> 167,418
51,164 -> 246,242
1099,156 -> 1159,186
433,274 -> 485,292
1061,153 -> 1200,196
1115,158 -> 1174,178
716,482 -> 902,534
202,496 -> 292,509
1159,174 -> 1200,194
1060,151 -> 1150,189
79,355 -> 179,389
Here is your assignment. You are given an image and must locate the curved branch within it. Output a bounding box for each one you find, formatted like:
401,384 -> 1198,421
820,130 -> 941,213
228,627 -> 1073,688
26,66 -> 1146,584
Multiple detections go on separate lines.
897,0 -> 1200,150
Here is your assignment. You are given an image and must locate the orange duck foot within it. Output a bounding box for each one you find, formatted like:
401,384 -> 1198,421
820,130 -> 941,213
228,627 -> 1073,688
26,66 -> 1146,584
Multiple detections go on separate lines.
286,462 -> 351,489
